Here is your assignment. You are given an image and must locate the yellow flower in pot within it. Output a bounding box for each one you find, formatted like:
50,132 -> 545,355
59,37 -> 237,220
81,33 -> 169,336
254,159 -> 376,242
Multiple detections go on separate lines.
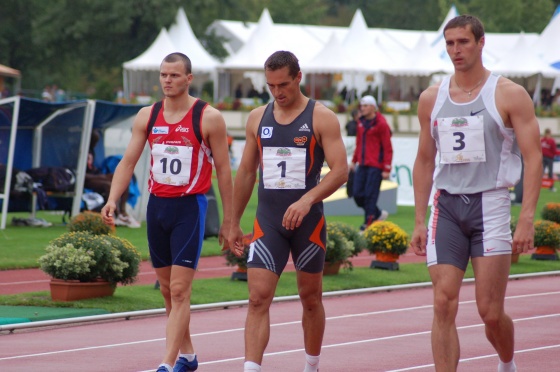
363,221 -> 409,264
541,203 -> 560,224
532,220 -> 560,260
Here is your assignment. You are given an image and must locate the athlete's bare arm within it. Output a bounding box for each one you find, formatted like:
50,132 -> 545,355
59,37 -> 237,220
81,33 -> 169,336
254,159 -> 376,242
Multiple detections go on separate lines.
410,85 -> 439,256
101,106 -> 151,225
282,102 -> 348,230
497,78 -> 542,253
202,105 -> 233,248
228,106 -> 265,256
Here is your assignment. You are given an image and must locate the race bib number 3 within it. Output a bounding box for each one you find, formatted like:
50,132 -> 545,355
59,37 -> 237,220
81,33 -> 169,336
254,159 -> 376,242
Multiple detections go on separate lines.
151,144 -> 193,185
438,115 -> 486,164
262,147 -> 306,189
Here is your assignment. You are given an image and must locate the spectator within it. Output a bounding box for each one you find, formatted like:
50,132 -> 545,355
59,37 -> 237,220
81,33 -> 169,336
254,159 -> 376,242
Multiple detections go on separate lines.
345,108 -> 359,136
541,128 -> 557,191
350,95 -> 393,230
85,130 -> 140,227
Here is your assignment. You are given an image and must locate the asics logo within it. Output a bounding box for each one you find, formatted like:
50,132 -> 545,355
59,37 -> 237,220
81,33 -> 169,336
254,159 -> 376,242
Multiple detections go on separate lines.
175,125 -> 190,133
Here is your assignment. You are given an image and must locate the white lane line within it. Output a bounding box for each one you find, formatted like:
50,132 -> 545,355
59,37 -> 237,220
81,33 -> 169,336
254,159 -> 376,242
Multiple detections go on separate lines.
387,344 -> 560,371
3,312 -> 559,364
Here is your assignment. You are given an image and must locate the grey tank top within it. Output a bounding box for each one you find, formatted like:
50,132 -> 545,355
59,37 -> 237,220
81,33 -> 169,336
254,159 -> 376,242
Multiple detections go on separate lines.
431,73 -> 521,194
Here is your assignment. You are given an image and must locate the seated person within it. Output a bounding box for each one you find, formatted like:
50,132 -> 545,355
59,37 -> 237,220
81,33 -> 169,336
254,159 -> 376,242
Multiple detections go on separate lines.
85,131 -> 140,228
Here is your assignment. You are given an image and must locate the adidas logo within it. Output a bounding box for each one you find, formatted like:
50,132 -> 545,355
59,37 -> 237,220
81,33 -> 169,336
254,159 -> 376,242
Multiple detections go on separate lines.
299,123 -> 311,132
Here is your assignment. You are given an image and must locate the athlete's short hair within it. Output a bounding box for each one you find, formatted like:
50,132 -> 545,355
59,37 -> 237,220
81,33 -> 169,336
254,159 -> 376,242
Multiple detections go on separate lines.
444,15 -> 485,42
264,51 -> 300,79
162,52 -> 192,74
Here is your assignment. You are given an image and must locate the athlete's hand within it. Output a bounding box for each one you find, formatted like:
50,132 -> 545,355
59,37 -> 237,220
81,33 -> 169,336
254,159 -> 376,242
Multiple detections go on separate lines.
218,220 -> 231,250
410,224 -> 427,256
100,201 -> 117,226
512,217 -> 535,254
283,199 -> 311,230
227,225 -> 245,257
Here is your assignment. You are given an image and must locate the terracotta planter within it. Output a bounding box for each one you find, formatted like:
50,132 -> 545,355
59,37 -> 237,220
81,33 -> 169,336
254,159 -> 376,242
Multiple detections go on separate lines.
535,246 -> 556,255
49,279 -> 115,302
531,246 -> 559,261
375,252 -> 400,263
323,261 -> 342,276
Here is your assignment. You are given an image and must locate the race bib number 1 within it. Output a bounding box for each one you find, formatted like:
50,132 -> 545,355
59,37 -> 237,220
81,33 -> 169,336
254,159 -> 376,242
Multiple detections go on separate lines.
438,115 -> 486,164
262,147 -> 306,189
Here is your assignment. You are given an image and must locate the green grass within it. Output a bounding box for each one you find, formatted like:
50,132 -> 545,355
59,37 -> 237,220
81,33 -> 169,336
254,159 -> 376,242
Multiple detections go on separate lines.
1,182 -> 559,313
1,255 -> 558,312
0,186 -> 557,269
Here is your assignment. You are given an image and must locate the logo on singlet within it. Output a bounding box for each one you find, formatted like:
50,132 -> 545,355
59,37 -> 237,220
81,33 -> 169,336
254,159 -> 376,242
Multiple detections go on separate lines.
451,117 -> 468,127
294,136 -> 307,146
164,146 -> 179,154
152,127 -> 169,134
299,123 -> 310,132
261,127 -> 273,138
276,147 -> 292,157
174,125 -> 190,133
470,108 -> 486,116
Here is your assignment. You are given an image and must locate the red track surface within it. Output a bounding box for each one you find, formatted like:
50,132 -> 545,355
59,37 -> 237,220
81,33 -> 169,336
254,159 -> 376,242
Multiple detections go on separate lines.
0,250 -> 426,295
1,275 -> 559,371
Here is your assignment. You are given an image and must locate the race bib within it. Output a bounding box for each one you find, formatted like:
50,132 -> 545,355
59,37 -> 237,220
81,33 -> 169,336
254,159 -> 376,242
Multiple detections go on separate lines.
438,115 -> 486,164
262,147 -> 306,189
151,143 -> 193,185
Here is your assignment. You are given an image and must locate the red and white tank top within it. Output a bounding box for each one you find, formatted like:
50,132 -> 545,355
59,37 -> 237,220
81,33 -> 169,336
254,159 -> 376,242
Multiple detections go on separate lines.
147,99 -> 213,197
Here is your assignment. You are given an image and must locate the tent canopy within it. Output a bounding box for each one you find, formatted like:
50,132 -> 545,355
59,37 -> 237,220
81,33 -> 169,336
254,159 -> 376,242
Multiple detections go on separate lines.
0,96 -> 144,229
123,8 -> 219,99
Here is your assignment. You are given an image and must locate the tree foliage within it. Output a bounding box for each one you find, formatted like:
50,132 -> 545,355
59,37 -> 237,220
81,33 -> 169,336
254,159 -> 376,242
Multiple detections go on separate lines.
0,0 -> 556,99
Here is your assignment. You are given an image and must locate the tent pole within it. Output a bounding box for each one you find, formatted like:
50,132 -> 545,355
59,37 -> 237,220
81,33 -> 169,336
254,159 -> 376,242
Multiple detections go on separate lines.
0,96 -> 20,229
71,100 -> 95,217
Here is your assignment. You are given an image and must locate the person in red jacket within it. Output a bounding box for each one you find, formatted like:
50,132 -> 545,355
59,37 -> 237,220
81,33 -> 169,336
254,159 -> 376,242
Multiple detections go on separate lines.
350,95 -> 393,230
541,128 -> 557,191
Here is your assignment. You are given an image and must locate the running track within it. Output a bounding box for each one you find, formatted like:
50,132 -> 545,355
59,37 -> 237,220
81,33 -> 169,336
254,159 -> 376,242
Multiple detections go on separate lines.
1,274 -> 559,371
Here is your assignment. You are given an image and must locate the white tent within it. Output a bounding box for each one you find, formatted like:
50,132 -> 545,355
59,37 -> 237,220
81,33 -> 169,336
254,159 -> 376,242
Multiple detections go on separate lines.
490,33 -> 560,78
168,8 -> 218,72
385,33 -> 453,76
123,8 -> 219,100
533,8 -> 560,69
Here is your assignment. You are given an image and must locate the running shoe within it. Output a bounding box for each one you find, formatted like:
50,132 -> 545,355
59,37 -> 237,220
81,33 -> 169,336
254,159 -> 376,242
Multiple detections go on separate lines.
115,214 -> 141,228
377,210 -> 389,221
156,365 -> 172,372
173,356 -> 198,371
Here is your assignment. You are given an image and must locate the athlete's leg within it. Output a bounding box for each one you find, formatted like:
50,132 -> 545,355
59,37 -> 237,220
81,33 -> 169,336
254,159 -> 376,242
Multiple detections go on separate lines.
245,268 -> 280,365
363,166 -> 382,222
155,265 -> 196,366
296,270 -> 324,357
428,263 -> 464,371
471,255 -> 515,363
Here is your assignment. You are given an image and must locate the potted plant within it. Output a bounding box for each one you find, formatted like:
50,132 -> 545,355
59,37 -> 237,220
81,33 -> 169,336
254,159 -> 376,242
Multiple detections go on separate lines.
38,212 -> 141,301
324,221 -> 365,274
324,222 -> 355,275
532,220 -> 560,261
363,221 -> 409,270
541,203 -> 560,224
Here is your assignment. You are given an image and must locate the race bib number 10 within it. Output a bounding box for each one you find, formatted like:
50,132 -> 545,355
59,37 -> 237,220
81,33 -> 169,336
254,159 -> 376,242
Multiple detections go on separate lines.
262,147 -> 306,189
151,144 -> 193,185
438,115 -> 486,164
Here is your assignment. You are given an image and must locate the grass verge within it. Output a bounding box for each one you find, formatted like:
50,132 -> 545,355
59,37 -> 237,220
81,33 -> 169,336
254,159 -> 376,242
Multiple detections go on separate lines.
1,255 -> 558,313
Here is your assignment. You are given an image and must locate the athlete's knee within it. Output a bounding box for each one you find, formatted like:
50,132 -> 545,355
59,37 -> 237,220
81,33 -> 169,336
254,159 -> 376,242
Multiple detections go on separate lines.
478,303 -> 506,328
169,282 -> 191,304
433,292 -> 459,321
